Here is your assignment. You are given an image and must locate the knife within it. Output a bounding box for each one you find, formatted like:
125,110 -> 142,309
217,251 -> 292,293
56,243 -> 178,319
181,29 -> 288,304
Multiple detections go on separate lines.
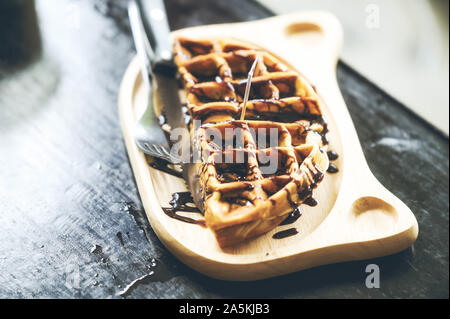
134,0 -> 188,149
135,0 -> 200,205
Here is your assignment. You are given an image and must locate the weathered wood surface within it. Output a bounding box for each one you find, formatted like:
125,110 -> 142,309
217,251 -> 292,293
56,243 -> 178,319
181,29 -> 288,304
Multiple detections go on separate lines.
0,0 -> 448,298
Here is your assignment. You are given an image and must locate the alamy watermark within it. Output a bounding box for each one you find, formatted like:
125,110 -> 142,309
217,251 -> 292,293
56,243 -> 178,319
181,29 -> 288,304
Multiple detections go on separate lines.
167,120 -> 282,175
365,4 -> 381,29
365,264 -> 380,288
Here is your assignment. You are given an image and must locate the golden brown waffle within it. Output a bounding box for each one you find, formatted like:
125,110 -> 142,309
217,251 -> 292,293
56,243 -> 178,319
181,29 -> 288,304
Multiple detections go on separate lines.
174,37 -> 330,247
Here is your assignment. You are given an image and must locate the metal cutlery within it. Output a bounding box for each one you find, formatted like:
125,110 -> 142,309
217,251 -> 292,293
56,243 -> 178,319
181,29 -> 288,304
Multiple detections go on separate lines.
128,0 -> 182,164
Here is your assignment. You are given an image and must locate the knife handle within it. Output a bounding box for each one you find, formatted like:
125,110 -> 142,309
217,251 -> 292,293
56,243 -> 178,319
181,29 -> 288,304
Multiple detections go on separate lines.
138,0 -> 175,75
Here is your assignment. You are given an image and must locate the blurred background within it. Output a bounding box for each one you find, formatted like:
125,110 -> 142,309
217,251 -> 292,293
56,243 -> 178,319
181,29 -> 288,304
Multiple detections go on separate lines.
259,0 -> 449,134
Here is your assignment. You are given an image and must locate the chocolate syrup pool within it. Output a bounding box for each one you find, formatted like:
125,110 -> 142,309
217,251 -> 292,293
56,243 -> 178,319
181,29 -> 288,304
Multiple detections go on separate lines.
161,192 -> 205,227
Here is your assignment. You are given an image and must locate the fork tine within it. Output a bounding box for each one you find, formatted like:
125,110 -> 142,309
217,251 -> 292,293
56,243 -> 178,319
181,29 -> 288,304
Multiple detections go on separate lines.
141,142 -> 179,164
159,145 -> 182,163
137,141 -> 159,157
158,145 -> 171,156
135,137 -> 183,164
154,144 -> 170,158
150,144 -> 163,155
148,143 -> 166,158
157,145 -> 180,163
145,148 -> 160,158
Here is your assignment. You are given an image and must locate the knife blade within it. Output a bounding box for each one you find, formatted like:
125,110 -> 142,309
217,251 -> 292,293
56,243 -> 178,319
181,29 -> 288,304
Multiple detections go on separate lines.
135,0 -> 197,202
128,0 -> 169,148
135,0 -> 187,150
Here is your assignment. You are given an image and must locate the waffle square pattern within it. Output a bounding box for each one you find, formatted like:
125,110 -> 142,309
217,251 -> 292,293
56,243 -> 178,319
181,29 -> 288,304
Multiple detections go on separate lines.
174,37 -> 330,247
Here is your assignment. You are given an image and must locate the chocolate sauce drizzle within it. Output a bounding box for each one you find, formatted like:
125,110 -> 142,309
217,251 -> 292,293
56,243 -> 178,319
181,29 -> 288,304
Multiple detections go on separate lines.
272,228 -> 298,239
272,164 -> 325,240
149,158 -> 183,178
327,163 -> 339,174
294,164 -> 325,207
169,192 -> 200,212
279,207 -> 302,225
161,192 -> 205,227
326,150 -> 339,173
327,150 -> 339,161
303,196 -> 318,207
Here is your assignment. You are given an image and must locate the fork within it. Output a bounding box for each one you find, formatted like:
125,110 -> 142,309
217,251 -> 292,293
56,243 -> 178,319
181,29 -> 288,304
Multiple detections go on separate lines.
128,0 -> 180,164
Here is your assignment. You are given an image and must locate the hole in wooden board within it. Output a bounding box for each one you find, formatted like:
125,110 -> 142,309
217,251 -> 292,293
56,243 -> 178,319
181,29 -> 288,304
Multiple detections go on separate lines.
350,196 -> 399,240
285,22 -> 324,46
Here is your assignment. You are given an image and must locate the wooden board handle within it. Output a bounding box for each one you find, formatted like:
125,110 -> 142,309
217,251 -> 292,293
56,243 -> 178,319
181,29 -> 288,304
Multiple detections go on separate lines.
242,12 -> 343,78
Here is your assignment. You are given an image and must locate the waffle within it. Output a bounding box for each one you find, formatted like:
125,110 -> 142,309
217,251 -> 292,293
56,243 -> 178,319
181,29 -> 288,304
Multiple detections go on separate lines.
174,37 -> 330,247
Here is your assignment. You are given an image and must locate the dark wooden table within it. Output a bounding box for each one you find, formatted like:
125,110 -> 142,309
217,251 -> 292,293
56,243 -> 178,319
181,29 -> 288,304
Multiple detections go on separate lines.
0,0 -> 448,299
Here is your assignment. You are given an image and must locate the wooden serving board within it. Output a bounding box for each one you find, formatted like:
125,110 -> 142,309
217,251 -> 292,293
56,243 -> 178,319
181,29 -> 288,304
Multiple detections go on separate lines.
118,12 -> 418,281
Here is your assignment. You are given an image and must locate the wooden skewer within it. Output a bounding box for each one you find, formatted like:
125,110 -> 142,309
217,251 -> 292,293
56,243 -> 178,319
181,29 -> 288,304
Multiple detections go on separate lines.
240,55 -> 260,121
